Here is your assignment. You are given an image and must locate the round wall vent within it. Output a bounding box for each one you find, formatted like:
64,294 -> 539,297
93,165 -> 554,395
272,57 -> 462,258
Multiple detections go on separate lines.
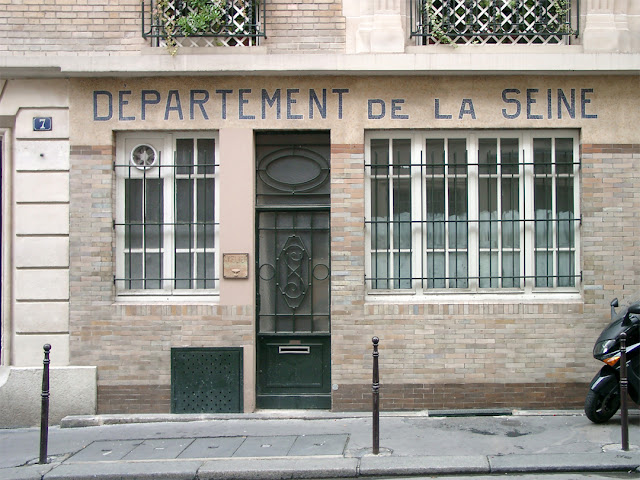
130,144 -> 158,170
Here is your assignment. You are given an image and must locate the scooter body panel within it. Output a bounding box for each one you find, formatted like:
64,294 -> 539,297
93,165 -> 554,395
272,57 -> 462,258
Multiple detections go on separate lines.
589,357 -> 640,404
589,365 -> 618,395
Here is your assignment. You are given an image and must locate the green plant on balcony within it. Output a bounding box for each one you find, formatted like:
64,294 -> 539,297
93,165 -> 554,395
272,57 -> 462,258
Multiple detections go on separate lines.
155,0 -> 226,55
423,0 -> 455,45
551,0 -> 575,35
177,0 -> 225,35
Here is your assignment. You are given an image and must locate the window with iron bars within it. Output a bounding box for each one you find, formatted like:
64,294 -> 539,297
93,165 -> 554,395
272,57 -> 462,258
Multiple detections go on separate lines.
142,0 -> 264,48
365,131 -> 580,292
115,133 -> 219,294
410,0 -> 579,45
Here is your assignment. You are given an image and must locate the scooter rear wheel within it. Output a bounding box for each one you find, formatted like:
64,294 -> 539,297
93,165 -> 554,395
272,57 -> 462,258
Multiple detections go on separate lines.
585,388 -> 620,423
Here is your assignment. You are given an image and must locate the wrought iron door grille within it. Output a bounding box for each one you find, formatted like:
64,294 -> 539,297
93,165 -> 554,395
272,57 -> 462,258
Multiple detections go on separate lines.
410,0 -> 579,45
257,210 -> 331,335
142,0 -> 264,48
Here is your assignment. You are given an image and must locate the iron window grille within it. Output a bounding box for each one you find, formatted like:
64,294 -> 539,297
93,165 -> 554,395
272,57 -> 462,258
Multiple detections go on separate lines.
410,0 -> 579,45
365,131 -> 580,292
142,0 -> 265,48
115,134 -> 219,293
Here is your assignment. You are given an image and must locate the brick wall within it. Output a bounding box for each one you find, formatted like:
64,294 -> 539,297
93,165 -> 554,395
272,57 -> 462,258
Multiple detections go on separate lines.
332,301 -> 591,410
330,142 -> 640,412
581,144 -> 640,311
0,0 -> 145,54
0,0 -> 346,55
69,143 -> 254,414
334,383 -> 587,411
68,144 -> 115,374
68,139 -> 640,413
264,0 -> 346,53
92,304 -> 253,414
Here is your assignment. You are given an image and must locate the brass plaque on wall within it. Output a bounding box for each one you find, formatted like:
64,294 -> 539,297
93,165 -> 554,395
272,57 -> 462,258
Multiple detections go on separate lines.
223,253 -> 249,279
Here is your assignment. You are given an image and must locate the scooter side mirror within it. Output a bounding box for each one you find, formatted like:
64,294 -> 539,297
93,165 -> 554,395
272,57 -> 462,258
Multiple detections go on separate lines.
627,303 -> 640,315
622,303 -> 640,326
611,298 -> 619,320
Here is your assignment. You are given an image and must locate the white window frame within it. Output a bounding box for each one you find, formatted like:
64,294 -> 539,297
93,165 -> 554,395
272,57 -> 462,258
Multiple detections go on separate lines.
115,131 -> 220,300
365,129 -> 581,297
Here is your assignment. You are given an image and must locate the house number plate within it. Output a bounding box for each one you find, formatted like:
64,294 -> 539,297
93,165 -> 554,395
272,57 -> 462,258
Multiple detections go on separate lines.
33,117 -> 52,131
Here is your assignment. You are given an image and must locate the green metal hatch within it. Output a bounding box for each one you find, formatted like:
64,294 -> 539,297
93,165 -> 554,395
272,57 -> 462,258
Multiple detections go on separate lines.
171,347 -> 243,413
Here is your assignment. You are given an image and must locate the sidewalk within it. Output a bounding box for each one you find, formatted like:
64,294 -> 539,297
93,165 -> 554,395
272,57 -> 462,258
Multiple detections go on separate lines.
2,410 -> 640,480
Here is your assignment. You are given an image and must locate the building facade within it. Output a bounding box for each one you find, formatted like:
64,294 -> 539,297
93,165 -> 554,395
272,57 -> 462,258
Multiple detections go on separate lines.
1,0 -> 640,426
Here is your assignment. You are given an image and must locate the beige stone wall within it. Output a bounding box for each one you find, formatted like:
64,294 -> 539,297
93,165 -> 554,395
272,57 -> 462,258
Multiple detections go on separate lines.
2,80 -> 71,367
0,79 -> 100,426
0,366 -> 96,427
71,75 -> 639,145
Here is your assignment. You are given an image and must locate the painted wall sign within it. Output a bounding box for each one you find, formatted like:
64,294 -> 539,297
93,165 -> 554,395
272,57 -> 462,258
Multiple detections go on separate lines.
93,88 -> 349,122
91,87 -> 598,123
33,117 -> 53,131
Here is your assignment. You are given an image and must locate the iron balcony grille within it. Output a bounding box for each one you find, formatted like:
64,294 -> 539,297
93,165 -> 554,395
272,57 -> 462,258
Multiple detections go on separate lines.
142,0 -> 265,48
411,0 -> 579,45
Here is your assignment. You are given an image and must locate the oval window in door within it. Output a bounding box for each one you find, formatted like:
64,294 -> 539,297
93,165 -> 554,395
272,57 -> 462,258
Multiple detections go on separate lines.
258,147 -> 329,193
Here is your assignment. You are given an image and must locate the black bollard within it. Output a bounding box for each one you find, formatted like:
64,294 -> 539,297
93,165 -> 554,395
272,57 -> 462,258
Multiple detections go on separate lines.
620,333 -> 629,451
372,336 -> 380,455
39,344 -> 51,464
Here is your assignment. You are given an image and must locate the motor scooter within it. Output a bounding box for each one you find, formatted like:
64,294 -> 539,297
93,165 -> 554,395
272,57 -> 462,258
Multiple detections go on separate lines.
585,298 -> 640,423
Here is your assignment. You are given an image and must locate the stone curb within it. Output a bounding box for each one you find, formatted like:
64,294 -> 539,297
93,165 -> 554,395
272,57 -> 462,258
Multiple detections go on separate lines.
60,409 -> 586,428
42,461 -> 203,480
488,452 -> 640,473
198,457 -> 359,480
358,455 -> 490,476
3,452 -> 637,480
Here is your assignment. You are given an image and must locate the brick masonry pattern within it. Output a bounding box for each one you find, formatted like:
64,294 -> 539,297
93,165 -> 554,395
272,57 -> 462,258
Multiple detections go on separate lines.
265,0 -> 345,52
0,0 -> 345,54
329,142 -> 640,411
68,142 -> 640,412
68,144 -> 254,413
333,382 -> 587,411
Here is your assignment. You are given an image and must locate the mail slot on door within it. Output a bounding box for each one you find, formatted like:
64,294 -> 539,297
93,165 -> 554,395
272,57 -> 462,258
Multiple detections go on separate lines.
278,346 -> 311,354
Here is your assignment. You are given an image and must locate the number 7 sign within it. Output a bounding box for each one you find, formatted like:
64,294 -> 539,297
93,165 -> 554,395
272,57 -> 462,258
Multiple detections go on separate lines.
33,117 -> 52,132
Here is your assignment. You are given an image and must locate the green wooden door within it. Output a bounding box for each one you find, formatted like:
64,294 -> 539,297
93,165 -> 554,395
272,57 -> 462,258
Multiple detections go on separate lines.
255,132 -> 331,409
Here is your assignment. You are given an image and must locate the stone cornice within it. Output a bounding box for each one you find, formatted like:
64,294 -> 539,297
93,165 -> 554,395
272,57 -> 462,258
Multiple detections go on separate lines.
1,48 -> 640,78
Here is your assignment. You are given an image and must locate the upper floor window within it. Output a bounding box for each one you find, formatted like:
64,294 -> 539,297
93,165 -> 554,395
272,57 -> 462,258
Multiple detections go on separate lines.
410,0 -> 579,46
142,0 -> 264,48
115,132 -> 219,296
365,130 -> 580,293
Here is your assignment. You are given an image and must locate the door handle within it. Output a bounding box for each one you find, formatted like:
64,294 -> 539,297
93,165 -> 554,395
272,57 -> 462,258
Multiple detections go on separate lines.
278,346 -> 310,354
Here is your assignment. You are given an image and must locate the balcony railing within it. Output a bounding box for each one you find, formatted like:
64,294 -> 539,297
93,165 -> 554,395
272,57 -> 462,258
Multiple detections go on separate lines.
142,0 -> 265,48
411,0 -> 579,45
